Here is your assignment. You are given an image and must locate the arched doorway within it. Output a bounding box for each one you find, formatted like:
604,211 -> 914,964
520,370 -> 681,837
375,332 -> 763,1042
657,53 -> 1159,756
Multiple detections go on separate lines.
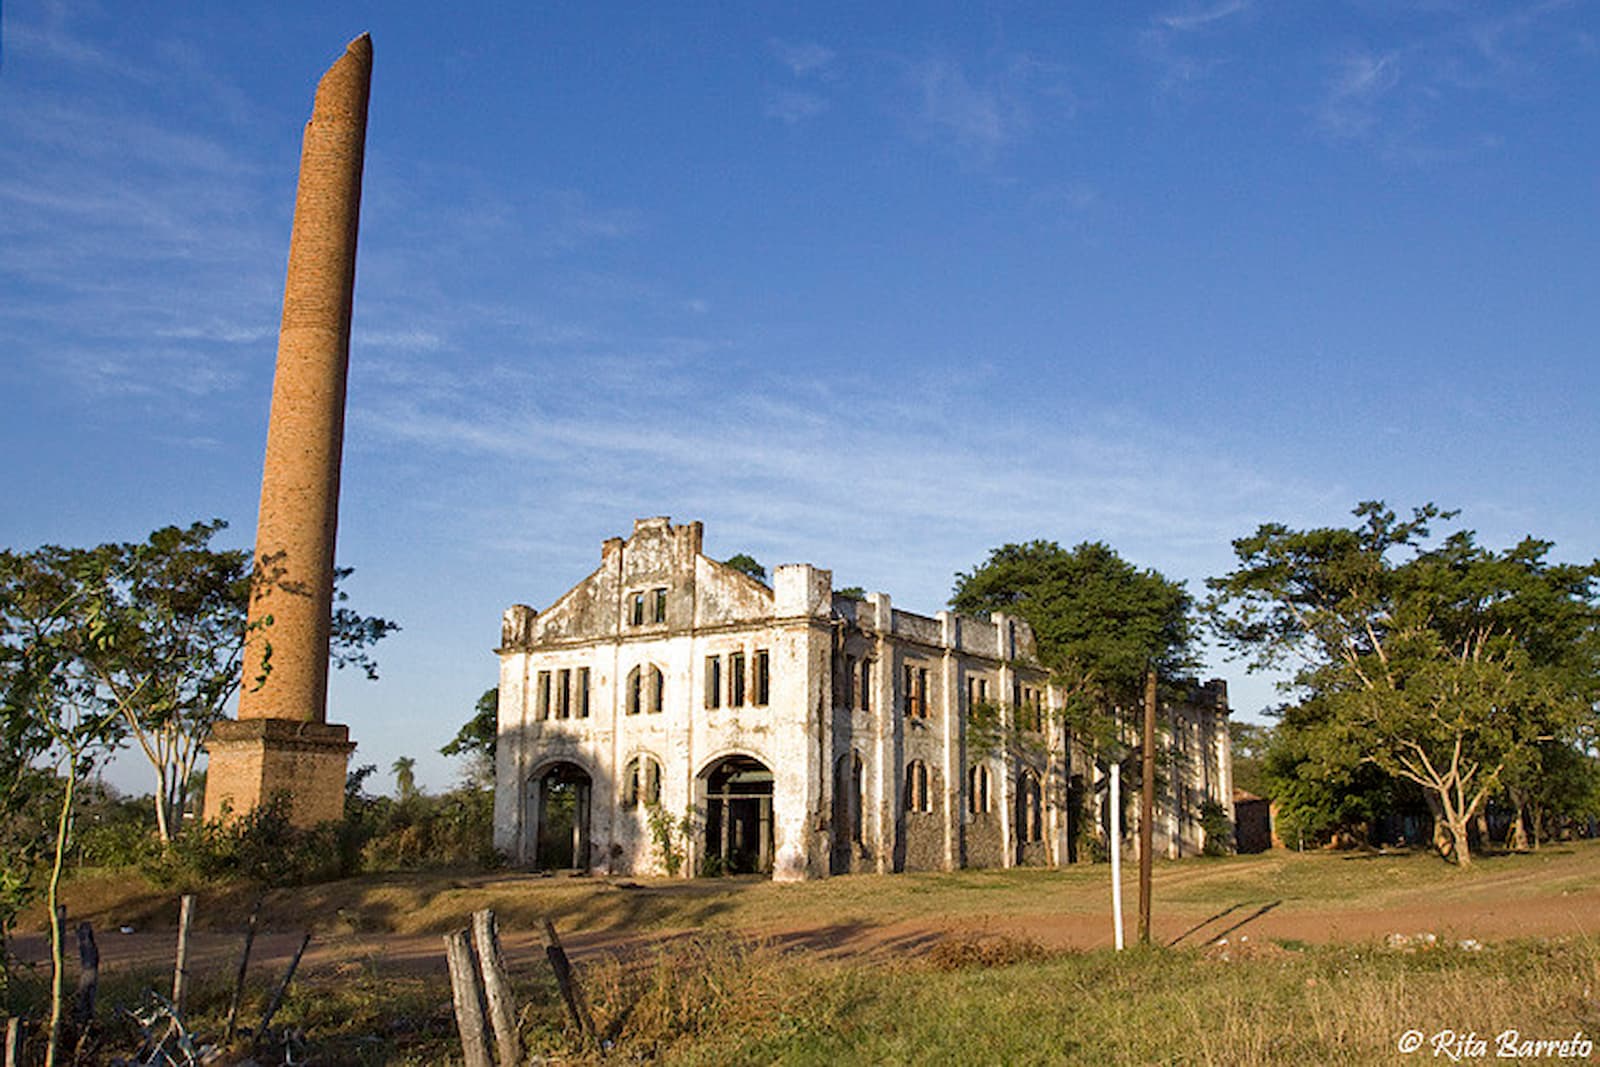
532,761 -> 591,870
702,755 -> 773,875
1015,768 -> 1043,865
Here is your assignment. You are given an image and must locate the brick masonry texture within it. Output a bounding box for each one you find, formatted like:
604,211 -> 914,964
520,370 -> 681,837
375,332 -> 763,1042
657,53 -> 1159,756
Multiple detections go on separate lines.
205,36 -> 371,827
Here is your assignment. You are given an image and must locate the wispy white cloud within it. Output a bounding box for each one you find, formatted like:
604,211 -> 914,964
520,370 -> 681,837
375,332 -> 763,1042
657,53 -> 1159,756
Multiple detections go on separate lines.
1309,1 -> 1591,157
540,190 -> 641,251
765,90 -> 829,125
909,57 -> 1024,155
1140,0 -> 1253,96
1158,0 -> 1253,33
1317,51 -> 1403,138
764,39 -> 838,125
5,3 -> 159,82
898,53 -> 1074,164
770,39 -> 837,79
349,355 -> 1337,621
355,328 -> 449,353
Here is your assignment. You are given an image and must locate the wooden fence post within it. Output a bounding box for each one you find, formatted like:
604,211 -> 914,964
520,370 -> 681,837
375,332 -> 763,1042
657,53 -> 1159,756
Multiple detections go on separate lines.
171,895 -> 196,1017
540,919 -> 594,1042
4,1017 -> 22,1067
444,929 -> 493,1067
472,910 -> 524,1066
73,922 -> 99,1031
224,893 -> 264,1045
256,932 -> 310,1041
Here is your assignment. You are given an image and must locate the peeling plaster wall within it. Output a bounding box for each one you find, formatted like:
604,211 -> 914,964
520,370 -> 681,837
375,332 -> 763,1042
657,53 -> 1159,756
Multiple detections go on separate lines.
494,519 -> 1234,879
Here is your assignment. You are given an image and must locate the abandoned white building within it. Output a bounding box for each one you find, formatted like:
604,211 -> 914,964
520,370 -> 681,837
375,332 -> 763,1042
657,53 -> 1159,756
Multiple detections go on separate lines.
494,518 -> 1234,880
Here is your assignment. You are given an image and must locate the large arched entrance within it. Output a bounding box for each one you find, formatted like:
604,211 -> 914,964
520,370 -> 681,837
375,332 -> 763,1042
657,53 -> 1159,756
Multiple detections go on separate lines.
702,755 -> 773,875
531,761 -> 592,870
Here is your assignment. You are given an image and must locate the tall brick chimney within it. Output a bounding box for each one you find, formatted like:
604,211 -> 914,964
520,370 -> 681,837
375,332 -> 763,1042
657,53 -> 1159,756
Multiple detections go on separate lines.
205,35 -> 372,827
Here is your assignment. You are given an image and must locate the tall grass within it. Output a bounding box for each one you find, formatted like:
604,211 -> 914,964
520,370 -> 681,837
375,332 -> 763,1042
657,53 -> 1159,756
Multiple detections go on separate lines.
528,934 -> 1600,1066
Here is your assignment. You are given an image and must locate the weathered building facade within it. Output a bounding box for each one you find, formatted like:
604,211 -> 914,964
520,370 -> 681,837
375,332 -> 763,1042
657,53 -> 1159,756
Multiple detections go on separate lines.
495,518 -> 1233,880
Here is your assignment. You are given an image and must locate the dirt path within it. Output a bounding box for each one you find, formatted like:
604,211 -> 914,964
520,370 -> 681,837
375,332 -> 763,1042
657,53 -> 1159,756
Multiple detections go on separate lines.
12,881 -> 1599,980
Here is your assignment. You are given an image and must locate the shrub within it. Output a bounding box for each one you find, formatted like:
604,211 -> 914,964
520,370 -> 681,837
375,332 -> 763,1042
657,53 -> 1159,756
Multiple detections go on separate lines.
1200,799 -> 1234,856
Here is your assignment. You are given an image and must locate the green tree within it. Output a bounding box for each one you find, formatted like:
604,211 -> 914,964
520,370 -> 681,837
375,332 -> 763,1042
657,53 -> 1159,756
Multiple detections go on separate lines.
442,687 -> 498,787
722,553 -> 767,583
1255,697 -> 1421,848
1207,502 -> 1600,866
0,544 -> 124,1064
64,520 -> 397,842
951,540 -> 1195,734
1505,741 -> 1600,848
392,756 -> 419,803
1228,721 -> 1271,798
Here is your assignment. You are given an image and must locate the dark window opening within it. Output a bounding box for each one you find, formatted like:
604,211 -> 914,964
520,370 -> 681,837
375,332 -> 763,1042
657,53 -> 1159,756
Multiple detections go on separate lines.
904,760 -> 931,813
705,655 -> 721,709
754,649 -> 770,706
623,755 -> 662,809
904,665 -> 928,719
536,670 -> 551,721
967,764 -> 991,815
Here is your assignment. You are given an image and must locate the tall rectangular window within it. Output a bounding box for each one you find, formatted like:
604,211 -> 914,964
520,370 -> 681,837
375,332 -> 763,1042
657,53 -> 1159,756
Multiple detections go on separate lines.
730,651 -> 746,706
536,670 -> 552,721
859,659 -> 871,714
649,665 -> 664,713
629,592 -> 645,626
904,665 -> 927,719
652,587 -> 668,623
843,655 -> 856,710
754,649 -> 770,706
705,655 -> 721,709
557,668 -> 571,719
577,667 -> 590,718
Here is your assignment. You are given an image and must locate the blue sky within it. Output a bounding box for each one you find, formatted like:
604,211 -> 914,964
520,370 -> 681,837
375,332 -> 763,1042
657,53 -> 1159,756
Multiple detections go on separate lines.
3,1 -> 1597,797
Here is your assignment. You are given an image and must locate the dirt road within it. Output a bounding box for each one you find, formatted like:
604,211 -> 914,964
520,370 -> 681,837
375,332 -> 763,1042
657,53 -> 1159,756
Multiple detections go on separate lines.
12,875 -> 1597,981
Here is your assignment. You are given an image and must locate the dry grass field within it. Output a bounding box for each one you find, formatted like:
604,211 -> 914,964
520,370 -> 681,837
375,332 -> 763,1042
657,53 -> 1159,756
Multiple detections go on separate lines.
7,841 -> 1600,1063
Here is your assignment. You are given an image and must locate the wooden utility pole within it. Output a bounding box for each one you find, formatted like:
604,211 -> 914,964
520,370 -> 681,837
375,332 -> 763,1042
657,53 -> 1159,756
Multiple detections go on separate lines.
1138,668 -> 1156,946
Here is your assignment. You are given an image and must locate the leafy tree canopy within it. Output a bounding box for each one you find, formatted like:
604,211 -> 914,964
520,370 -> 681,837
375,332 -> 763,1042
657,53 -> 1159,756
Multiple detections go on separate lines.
1,520 -> 398,845
722,553 -> 767,583
442,687 -> 498,787
951,540 -> 1195,711
1206,501 -> 1600,865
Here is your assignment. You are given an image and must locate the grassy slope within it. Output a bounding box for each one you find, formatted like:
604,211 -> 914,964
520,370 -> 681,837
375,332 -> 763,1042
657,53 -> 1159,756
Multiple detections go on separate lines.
37,838 -> 1600,937
14,844 -> 1598,1064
